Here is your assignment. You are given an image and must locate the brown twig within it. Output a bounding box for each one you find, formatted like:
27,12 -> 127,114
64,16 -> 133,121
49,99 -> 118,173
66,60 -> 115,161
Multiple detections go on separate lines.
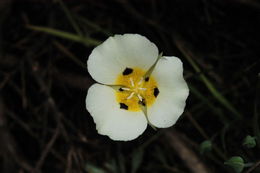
7,109 -> 67,167
245,161 -> 260,173
0,97 -> 35,172
34,124 -> 60,172
166,129 -> 212,173
186,111 -> 209,139
0,72 -> 12,90
65,148 -> 74,173
52,68 -> 93,90
185,112 -> 227,160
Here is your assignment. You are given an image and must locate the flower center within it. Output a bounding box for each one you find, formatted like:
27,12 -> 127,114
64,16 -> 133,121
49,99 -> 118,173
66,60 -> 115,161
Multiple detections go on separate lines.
115,67 -> 159,111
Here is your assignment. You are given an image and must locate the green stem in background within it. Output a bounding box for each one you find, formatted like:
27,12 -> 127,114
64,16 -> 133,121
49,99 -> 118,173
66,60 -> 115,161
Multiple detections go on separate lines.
58,0 -> 112,37
57,0 -> 83,37
254,74 -> 260,146
189,84 -> 228,124
76,15 -> 112,36
188,58 -> 241,119
26,25 -> 101,47
186,112 -> 227,160
244,163 -> 254,167
175,39 -> 242,119
53,40 -> 86,69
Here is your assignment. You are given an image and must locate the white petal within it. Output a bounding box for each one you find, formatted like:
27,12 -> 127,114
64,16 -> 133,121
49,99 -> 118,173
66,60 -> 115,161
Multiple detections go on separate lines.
86,83 -> 147,141
87,34 -> 158,84
147,56 -> 189,128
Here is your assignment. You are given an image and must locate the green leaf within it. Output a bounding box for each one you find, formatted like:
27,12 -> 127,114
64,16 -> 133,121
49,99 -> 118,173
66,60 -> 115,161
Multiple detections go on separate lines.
85,163 -> 106,173
199,140 -> 212,154
131,149 -> 144,173
243,135 -> 257,148
224,156 -> 244,173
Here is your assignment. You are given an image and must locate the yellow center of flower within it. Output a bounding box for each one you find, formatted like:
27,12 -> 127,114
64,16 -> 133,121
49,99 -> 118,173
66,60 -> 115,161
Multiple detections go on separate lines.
115,67 -> 159,112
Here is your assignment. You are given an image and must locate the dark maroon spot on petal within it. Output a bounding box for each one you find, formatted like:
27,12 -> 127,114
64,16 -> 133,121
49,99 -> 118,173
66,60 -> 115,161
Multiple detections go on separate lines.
122,68 -> 133,75
120,103 -> 128,110
153,87 -> 159,97
119,88 -> 124,91
145,77 -> 149,82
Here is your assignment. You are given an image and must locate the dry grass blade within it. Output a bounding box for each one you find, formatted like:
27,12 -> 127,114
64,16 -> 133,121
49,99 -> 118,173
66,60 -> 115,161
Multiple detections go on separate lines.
166,130 -> 212,173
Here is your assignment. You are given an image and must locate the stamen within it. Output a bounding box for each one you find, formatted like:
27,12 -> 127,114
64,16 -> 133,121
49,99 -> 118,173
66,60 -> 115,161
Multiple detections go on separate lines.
130,77 -> 134,87
127,92 -> 135,99
137,77 -> 144,85
137,94 -> 143,101
115,68 -> 158,111
121,87 -> 131,91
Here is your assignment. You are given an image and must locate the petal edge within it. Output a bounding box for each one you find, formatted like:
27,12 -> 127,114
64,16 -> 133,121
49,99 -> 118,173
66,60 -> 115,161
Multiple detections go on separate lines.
86,83 -> 148,141
147,56 -> 189,128
87,34 -> 159,84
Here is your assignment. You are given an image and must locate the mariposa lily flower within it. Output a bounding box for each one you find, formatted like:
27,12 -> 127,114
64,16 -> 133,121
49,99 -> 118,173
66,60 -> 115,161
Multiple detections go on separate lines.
86,34 -> 189,141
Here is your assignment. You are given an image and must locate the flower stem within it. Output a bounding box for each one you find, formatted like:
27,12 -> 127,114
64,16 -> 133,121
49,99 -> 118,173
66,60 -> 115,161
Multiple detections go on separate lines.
26,25 -> 101,47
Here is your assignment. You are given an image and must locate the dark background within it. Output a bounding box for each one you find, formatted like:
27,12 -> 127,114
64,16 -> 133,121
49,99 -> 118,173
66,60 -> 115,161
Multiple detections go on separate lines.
0,0 -> 259,173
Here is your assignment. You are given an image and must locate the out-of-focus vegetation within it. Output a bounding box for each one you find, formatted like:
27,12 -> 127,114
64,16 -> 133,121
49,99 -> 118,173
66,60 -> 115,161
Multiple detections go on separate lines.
0,0 -> 259,173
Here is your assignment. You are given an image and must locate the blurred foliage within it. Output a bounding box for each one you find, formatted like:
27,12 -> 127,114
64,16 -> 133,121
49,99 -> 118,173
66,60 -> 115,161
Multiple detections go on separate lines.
224,156 -> 245,173
200,140 -> 212,154
0,0 -> 260,173
243,135 -> 257,149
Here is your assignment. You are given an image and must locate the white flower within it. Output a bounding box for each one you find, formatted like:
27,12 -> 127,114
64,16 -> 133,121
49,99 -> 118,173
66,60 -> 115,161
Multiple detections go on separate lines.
86,34 -> 189,141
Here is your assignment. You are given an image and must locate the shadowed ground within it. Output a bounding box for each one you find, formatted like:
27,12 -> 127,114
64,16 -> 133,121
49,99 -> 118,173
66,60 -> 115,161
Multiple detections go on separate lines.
0,0 -> 259,173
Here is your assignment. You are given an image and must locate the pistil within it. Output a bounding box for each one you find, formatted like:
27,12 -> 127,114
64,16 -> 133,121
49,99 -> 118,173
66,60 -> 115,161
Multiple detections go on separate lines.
115,67 -> 158,111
